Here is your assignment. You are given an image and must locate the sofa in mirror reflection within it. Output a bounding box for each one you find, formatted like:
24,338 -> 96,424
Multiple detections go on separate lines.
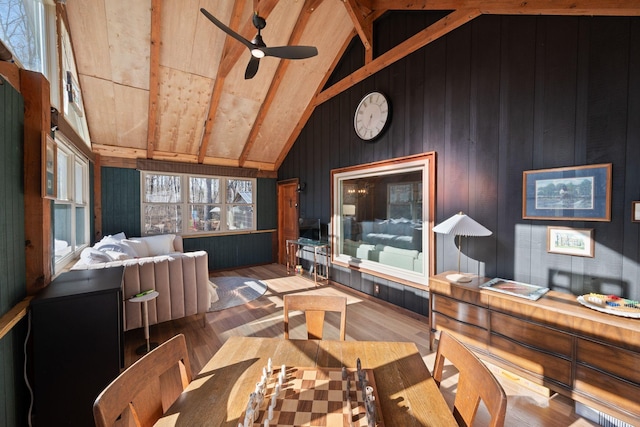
342,218 -> 423,272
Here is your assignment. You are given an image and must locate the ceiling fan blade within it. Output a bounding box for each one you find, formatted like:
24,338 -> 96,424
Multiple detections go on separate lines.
261,45 -> 318,60
245,56 -> 260,79
200,8 -> 253,51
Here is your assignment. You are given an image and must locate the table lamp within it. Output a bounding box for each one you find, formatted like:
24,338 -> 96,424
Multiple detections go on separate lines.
433,212 -> 492,283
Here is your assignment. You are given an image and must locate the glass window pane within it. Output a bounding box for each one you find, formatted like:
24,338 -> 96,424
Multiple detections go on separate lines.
189,205 -> 221,232
144,205 -> 181,234
227,205 -> 253,230
57,149 -> 69,200
227,179 -> 253,204
144,174 -> 181,203
53,203 -> 72,262
0,0 -> 45,72
75,206 -> 86,246
74,160 -> 84,203
189,177 -> 221,203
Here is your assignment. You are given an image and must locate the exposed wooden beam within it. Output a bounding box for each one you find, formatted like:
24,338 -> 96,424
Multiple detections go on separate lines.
315,8 -> 481,106
366,0 -> 640,15
238,0 -> 319,167
197,0 -> 247,164
146,0 -> 162,158
342,0 -> 374,60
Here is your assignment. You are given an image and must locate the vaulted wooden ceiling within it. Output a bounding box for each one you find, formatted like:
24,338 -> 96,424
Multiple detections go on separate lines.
64,0 -> 640,172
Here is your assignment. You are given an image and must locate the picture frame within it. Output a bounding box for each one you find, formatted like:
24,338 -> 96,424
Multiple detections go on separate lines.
522,163 -> 611,221
42,135 -> 57,199
547,226 -> 594,257
633,201 -> 640,223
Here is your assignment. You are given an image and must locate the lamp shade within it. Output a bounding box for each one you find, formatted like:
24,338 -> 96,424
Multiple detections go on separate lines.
432,212 -> 492,237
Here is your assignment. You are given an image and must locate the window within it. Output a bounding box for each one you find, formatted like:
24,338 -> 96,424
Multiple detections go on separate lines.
0,0 -> 46,72
141,172 -> 255,235
53,137 -> 90,273
331,153 -> 434,284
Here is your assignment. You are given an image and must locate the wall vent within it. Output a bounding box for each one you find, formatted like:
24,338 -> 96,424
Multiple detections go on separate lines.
575,402 -> 632,427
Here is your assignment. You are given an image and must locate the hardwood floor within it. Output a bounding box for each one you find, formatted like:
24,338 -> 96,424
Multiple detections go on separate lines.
124,263 -> 598,427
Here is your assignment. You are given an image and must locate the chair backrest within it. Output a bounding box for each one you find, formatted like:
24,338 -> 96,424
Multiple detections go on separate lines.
283,294 -> 347,340
432,332 -> 507,427
93,334 -> 192,427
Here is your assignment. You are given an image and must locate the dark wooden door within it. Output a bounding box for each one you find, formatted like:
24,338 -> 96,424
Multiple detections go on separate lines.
277,180 -> 299,264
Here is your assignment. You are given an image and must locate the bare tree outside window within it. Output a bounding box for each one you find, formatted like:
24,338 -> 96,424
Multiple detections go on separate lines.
0,0 -> 43,71
141,172 -> 255,235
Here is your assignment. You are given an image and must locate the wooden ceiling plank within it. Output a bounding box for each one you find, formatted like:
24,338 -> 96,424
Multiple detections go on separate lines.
237,0 -> 319,167
315,8 -> 481,106
197,0 -> 247,163
146,0 -> 162,158
274,29 -> 356,170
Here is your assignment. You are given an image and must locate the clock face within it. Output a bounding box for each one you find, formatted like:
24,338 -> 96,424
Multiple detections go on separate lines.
354,91 -> 390,141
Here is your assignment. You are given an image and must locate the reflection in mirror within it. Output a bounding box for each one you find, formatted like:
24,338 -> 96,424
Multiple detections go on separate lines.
332,154 -> 433,284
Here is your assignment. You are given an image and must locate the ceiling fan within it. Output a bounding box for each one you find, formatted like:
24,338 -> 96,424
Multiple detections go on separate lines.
200,8 -> 318,79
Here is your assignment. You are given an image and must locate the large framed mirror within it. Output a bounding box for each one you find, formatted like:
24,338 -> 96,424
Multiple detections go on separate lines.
331,152 -> 435,285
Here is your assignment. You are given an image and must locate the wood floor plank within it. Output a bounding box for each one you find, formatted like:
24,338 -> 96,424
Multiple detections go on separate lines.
123,263 -> 598,427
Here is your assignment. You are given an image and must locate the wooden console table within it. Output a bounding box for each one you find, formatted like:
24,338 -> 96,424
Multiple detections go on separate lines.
429,272 -> 640,425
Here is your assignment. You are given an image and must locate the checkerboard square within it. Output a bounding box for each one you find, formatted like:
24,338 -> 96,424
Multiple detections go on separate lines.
281,399 -> 298,412
299,389 -> 315,400
328,389 -> 343,401
311,399 -> 329,413
294,411 -> 312,425
302,370 -> 317,380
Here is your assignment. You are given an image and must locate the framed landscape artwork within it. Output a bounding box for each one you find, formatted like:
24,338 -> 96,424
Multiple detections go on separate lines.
522,163 -> 611,221
547,226 -> 594,257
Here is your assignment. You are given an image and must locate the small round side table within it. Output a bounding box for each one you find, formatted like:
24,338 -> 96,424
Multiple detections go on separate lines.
128,290 -> 160,355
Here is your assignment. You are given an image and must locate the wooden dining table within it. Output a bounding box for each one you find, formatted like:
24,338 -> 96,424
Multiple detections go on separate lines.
154,336 -> 457,426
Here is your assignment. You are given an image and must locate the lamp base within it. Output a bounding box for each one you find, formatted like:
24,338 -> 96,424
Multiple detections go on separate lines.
446,273 -> 473,283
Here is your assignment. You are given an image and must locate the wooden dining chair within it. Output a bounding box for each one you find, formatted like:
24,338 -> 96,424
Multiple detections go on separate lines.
93,334 -> 192,427
283,294 -> 347,340
432,332 -> 507,427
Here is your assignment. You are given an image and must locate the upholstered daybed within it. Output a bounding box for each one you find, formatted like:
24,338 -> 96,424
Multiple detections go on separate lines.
72,233 -> 215,331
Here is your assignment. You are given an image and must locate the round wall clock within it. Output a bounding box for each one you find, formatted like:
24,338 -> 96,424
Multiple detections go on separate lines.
354,91 -> 390,141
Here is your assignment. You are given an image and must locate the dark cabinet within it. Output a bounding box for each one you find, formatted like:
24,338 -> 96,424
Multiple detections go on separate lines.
31,267 -> 124,427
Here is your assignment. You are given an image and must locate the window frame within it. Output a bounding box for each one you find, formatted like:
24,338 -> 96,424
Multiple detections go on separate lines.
53,135 -> 90,274
331,153 -> 435,285
140,171 -> 257,236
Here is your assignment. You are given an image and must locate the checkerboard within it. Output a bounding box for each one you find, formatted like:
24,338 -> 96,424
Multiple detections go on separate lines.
242,366 -> 384,426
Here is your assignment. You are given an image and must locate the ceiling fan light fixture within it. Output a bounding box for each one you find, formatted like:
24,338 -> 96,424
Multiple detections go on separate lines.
251,48 -> 265,58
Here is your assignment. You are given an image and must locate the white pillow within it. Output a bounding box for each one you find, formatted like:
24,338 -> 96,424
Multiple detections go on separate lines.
96,232 -> 127,246
80,247 -> 113,265
140,234 -> 176,256
104,250 -> 132,261
120,239 -> 150,258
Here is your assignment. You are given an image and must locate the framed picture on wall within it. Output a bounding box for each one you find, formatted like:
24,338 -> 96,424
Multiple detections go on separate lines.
522,163 -> 612,221
42,135 -> 57,199
547,226 -> 594,257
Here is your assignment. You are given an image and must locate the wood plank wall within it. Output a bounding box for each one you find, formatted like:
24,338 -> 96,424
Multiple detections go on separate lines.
0,72 -> 29,427
279,12 -> 640,303
100,170 -> 277,270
